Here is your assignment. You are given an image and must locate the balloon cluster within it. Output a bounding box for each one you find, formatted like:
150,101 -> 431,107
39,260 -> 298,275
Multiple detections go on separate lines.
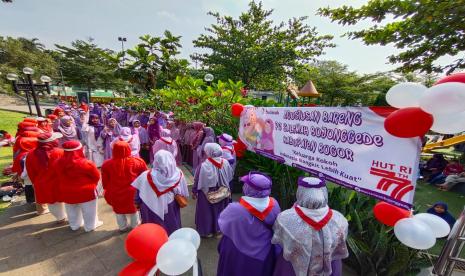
384,72 -> 465,137
373,202 -> 450,250
119,224 -> 200,276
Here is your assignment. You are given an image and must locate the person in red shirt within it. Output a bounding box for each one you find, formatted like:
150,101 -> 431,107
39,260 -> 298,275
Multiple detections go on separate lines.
59,140 -> 103,232
23,132 -> 66,220
429,160 -> 464,185
101,141 -> 147,231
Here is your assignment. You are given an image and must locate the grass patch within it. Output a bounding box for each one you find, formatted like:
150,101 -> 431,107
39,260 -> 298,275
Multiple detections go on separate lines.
0,110 -> 26,213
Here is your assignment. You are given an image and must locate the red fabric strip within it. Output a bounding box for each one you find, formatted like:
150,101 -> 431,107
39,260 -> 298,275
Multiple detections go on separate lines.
208,157 -> 223,169
294,205 -> 333,231
146,170 -> 182,197
160,137 -> 173,145
239,198 -> 275,221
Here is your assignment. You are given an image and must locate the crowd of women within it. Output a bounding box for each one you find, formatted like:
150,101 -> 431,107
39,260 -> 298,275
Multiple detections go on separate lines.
9,101 -> 349,276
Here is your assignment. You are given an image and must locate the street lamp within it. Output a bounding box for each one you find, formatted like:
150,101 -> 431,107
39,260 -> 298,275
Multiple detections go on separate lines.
204,73 -> 214,86
6,68 -> 51,117
118,37 -> 127,65
6,72 -> 33,115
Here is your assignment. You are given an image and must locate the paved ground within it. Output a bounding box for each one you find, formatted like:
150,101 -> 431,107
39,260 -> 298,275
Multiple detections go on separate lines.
0,166 -> 223,276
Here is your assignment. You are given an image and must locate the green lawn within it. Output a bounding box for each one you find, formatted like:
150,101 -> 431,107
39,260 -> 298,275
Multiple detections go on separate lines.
0,110 -> 27,212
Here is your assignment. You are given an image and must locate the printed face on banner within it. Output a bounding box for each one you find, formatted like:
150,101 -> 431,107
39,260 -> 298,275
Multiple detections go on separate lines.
238,106 -> 421,209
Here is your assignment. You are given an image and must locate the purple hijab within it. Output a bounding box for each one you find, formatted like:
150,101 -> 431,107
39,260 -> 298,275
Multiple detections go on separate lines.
89,114 -> 104,140
148,118 -> 161,141
58,116 -> 77,140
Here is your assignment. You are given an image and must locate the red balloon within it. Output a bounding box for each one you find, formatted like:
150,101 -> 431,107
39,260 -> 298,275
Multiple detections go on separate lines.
231,103 -> 244,117
435,72 -> 465,85
384,107 -> 433,138
125,223 -> 168,262
373,201 -> 411,227
119,261 -> 153,276
369,106 -> 398,118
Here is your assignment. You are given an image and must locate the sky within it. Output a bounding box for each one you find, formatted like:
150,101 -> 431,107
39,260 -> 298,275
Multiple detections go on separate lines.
0,0 -> 454,74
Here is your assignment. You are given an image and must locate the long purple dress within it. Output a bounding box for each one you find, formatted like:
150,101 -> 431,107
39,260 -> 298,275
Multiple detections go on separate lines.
131,152 -> 189,235
217,198 -> 281,276
192,146 -> 233,237
135,191 -> 182,235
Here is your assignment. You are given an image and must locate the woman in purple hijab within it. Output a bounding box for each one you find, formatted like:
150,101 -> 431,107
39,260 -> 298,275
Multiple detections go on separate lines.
58,116 -> 78,145
193,126 -> 216,172
131,150 -> 189,234
193,143 -> 233,237
152,129 -> 179,162
217,171 -> 281,276
272,177 -> 349,276
147,117 -> 161,163
101,118 -> 122,160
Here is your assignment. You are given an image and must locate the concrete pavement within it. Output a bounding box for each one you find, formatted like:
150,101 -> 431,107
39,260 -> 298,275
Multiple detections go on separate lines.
0,166 -> 222,276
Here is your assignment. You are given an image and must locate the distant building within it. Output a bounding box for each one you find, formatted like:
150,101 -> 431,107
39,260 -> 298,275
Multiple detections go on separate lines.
247,90 -> 278,101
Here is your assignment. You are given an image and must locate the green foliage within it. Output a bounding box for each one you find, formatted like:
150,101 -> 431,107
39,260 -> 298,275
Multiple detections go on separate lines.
0,36 -> 58,93
54,39 -> 127,93
318,1 -> 465,74
110,32 -> 189,94
192,1 -> 334,90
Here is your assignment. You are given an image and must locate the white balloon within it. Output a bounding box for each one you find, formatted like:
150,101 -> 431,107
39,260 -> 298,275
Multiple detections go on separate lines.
430,111 -> 465,134
414,213 -> 451,238
420,82 -> 465,115
394,218 -> 436,250
169,228 -> 201,250
386,82 -> 427,108
157,239 -> 197,275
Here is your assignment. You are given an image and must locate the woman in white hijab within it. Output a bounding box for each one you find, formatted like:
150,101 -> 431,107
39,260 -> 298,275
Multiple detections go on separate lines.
110,127 -> 140,157
192,143 -> 233,238
131,150 -> 189,234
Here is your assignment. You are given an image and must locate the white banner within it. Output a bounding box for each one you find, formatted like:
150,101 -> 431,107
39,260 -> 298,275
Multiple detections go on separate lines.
238,106 -> 421,209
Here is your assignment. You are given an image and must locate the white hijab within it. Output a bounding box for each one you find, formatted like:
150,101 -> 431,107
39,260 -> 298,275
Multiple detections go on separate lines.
198,143 -> 233,193
131,150 -> 189,219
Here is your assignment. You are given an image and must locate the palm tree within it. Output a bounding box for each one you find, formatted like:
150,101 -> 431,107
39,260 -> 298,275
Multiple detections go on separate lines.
18,37 -> 45,51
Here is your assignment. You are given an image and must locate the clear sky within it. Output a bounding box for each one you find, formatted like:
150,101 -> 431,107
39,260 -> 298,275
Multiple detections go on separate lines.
0,0 -> 454,74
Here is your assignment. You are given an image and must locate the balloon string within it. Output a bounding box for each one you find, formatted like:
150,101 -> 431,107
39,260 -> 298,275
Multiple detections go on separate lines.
193,260 -> 198,276
147,265 -> 158,276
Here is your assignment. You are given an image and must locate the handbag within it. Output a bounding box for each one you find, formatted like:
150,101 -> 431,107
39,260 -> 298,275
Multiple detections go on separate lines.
175,194 -> 188,208
207,186 -> 230,204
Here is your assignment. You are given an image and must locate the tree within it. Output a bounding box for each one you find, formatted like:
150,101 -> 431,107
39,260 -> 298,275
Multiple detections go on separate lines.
318,1 -> 465,74
0,36 -> 58,93
54,39 -> 126,95
110,32 -> 189,94
192,1 -> 334,90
